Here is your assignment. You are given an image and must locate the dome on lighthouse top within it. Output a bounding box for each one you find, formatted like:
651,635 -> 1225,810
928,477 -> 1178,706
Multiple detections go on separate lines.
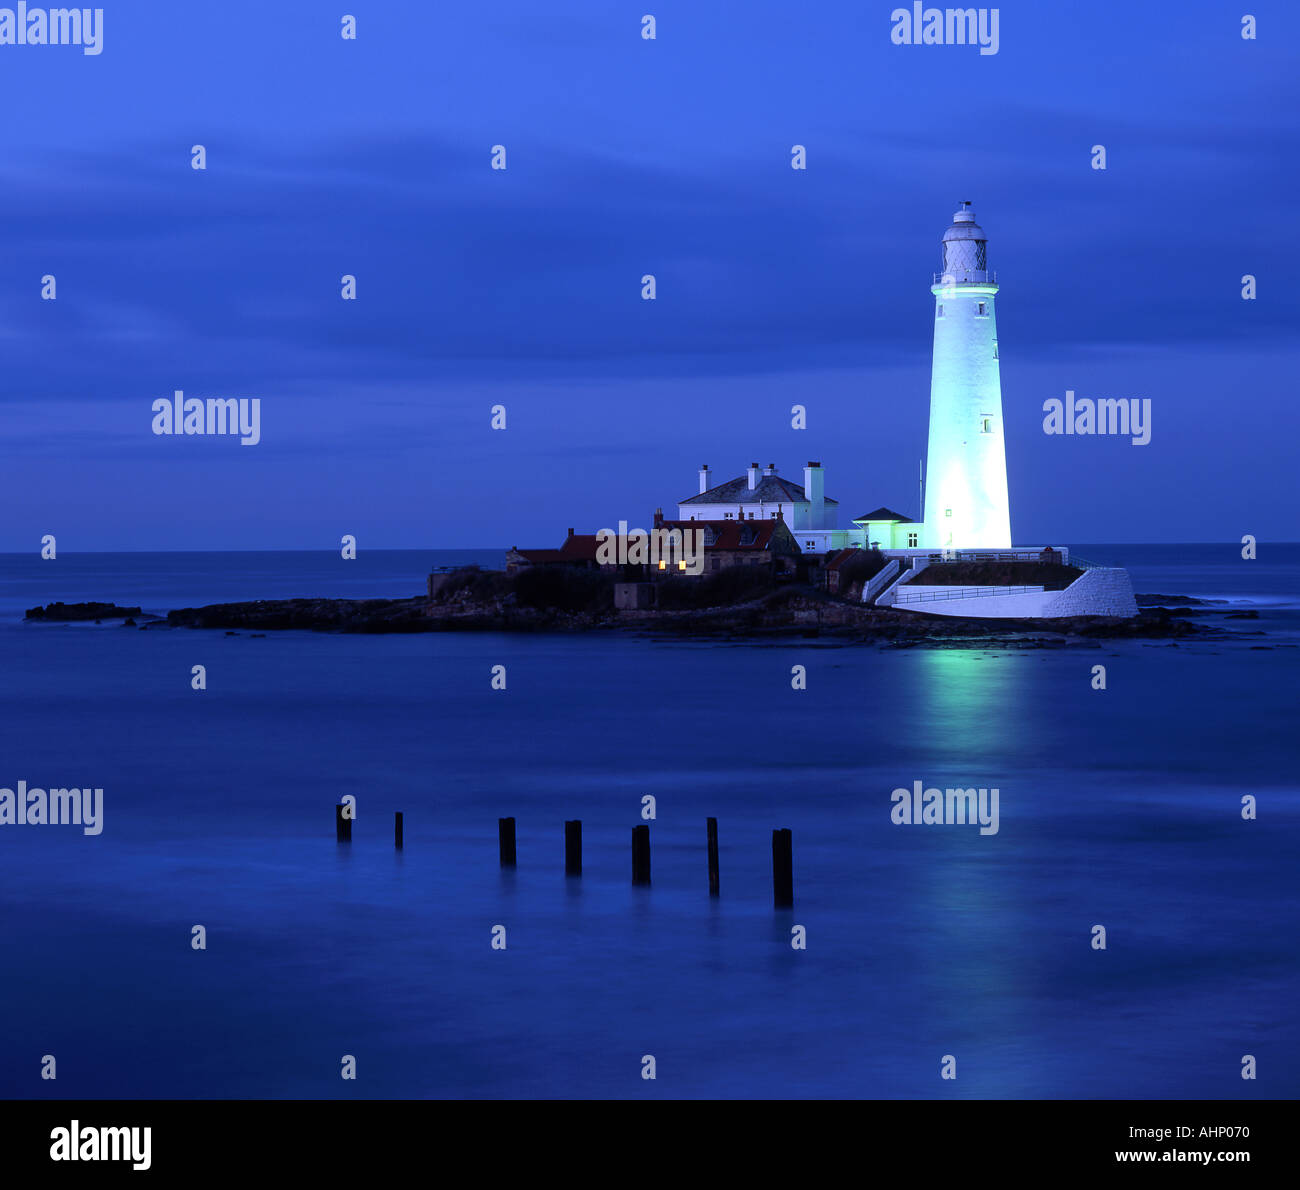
937,201 -> 993,284
942,201 -> 986,242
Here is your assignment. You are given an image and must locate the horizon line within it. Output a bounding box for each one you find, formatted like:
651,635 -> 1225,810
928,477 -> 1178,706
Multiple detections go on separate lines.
1,542 -> 1296,555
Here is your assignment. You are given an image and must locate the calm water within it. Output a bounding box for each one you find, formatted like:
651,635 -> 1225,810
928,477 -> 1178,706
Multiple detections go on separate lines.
1,547 -> 1297,1098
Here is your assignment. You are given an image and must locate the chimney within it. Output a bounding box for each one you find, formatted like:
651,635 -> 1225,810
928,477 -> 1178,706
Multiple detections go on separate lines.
653,507 -> 664,529
699,464 -> 710,494
567,527 -> 574,537
763,462 -> 776,476
803,461 -> 825,530
747,462 -> 760,490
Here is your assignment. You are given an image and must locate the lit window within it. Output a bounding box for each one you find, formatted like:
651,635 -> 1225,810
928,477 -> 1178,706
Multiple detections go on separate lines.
658,560 -> 666,570
677,561 -> 686,571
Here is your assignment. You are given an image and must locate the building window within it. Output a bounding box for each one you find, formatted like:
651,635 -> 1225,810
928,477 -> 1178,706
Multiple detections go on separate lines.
936,304 -> 944,318
806,541 -> 814,549
678,561 -> 686,571
981,416 -> 992,434
907,532 -> 918,547
992,339 -> 998,360
976,301 -> 987,316
658,560 -> 666,570
944,508 -> 952,518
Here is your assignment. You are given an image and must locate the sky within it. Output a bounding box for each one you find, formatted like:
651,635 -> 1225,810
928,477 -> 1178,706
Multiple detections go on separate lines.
0,0 -> 1296,550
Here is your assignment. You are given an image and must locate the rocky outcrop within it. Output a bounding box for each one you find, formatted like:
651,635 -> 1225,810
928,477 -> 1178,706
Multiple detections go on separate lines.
166,597 -> 431,633
25,601 -> 145,621
25,588 -> 1233,644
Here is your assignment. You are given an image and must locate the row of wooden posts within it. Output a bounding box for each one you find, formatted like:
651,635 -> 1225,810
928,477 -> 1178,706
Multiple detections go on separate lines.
336,805 -> 794,907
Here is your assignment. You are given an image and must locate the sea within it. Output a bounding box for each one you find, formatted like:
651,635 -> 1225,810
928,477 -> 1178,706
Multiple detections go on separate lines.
0,545 -> 1296,1099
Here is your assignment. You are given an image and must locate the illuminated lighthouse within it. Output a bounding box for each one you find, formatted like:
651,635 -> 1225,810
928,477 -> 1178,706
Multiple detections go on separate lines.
922,202 -> 1011,550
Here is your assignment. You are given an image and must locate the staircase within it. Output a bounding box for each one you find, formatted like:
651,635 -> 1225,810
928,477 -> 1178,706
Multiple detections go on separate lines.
873,557 -> 930,606
861,559 -> 901,605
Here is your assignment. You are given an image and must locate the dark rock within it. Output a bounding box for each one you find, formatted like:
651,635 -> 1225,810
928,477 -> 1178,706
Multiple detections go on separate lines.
1135,593 -> 1232,609
26,601 -> 144,621
33,582 -> 1249,646
167,596 -> 432,634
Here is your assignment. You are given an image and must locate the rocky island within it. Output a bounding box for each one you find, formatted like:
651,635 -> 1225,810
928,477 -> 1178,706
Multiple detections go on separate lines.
23,561 -> 1252,646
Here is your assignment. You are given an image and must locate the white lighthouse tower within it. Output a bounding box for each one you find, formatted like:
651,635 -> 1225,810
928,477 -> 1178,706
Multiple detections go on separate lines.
922,202 -> 1011,550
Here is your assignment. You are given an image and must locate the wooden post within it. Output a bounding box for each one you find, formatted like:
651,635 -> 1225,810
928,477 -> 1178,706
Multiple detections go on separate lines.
394,811 -> 403,850
632,824 -> 651,886
499,817 -> 516,867
565,819 -> 582,875
772,828 -> 793,907
706,817 -> 720,897
335,803 -> 351,843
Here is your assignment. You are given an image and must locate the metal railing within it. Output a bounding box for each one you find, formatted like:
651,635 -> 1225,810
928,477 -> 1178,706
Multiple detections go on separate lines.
932,272 -> 997,286
922,550 -> 1066,564
894,584 -> 1044,604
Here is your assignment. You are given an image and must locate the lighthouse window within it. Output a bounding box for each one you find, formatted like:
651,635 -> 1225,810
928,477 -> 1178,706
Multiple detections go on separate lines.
936,304 -> 944,318
981,417 -> 993,434
944,508 -> 952,518
993,339 -> 999,359
976,301 -> 987,316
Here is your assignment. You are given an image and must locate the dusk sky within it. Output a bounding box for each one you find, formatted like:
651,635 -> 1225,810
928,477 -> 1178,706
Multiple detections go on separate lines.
1,0 -> 1295,551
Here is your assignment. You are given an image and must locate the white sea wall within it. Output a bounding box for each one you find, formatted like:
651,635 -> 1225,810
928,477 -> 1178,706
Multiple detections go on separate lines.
895,588 -> 1058,617
1043,567 -> 1138,618
891,567 -> 1139,619
893,584 -> 1045,603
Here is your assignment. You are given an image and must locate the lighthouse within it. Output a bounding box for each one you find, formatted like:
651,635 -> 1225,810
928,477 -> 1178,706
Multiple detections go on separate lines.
922,202 -> 1011,550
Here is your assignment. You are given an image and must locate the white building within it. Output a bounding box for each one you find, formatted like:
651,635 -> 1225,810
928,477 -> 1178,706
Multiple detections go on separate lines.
922,202 -> 1011,549
678,462 -> 840,532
